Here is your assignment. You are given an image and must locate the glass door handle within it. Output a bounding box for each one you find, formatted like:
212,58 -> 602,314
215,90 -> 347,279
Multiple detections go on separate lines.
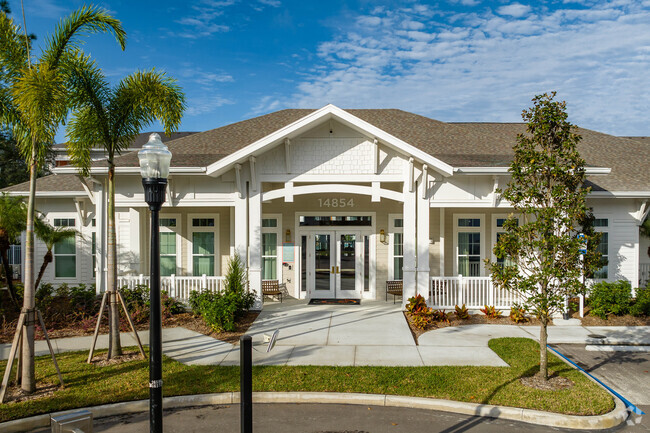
336,266 -> 340,273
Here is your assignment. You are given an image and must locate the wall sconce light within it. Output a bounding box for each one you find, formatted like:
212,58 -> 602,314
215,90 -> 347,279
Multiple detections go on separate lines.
379,229 -> 386,244
286,229 -> 291,242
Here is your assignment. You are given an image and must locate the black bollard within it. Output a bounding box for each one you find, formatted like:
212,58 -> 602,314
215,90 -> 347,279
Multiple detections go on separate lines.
240,335 -> 252,433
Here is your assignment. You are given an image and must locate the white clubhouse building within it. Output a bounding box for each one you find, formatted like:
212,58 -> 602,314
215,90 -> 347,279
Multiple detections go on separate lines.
4,105 -> 650,308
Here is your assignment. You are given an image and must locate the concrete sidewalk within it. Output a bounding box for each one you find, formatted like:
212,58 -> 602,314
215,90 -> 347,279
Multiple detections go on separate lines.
1,302 -> 649,367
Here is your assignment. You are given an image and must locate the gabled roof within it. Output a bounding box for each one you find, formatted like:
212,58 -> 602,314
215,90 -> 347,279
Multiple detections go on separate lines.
9,106 -> 650,195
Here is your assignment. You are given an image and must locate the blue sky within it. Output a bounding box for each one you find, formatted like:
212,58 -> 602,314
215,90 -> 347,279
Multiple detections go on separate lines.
8,0 -> 650,142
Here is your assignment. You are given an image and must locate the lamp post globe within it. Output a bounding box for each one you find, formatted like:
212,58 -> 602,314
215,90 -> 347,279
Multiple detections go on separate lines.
138,133 -> 171,433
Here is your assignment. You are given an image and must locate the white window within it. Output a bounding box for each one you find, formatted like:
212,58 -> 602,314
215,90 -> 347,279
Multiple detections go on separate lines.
262,214 -> 281,280
389,215 -> 403,280
593,218 -> 608,279
454,215 -> 485,277
189,215 -> 218,276
54,218 -> 76,279
160,216 -> 180,277
492,215 -> 518,268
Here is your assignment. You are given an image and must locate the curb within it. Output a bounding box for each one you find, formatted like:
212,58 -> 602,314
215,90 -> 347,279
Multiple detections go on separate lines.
0,391 -> 627,432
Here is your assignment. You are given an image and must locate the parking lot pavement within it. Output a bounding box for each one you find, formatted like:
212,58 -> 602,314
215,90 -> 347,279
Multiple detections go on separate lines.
553,344 -> 650,432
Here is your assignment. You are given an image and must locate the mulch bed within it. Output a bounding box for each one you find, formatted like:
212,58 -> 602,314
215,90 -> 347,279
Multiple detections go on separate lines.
404,311 -> 543,344
520,373 -> 574,391
0,311 -> 259,345
2,383 -> 61,405
570,307 -> 650,326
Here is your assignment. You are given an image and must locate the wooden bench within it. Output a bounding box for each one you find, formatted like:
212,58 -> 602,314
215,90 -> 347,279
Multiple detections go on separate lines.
385,280 -> 403,304
262,280 -> 283,303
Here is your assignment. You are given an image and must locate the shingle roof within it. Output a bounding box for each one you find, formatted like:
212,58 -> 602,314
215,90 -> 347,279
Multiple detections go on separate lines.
53,131 -> 198,150
5,109 -> 650,194
2,174 -> 86,193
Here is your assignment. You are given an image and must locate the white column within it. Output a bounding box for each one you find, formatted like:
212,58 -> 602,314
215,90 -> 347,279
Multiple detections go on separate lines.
234,185 -> 248,263
439,208 -> 445,277
129,208 -> 140,273
248,181 -> 263,310
416,177 -> 430,299
95,180 -> 106,294
402,179 -> 417,306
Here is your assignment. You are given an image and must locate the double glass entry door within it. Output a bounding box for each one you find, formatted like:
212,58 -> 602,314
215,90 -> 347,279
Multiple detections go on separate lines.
310,231 -> 362,299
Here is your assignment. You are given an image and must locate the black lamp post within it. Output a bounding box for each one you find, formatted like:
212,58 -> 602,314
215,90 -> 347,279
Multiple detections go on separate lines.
138,133 -> 172,433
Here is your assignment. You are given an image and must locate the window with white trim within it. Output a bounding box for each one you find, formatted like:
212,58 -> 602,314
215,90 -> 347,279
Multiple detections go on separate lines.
262,216 -> 280,280
454,215 -> 484,277
493,215 -> 518,268
389,215 -> 403,280
54,218 -> 76,278
160,217 -> 178,277
594,218 -> 608,279
191,217 -> 217,276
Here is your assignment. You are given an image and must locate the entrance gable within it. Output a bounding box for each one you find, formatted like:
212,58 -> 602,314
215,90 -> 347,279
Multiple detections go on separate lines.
256,120 -> 406,176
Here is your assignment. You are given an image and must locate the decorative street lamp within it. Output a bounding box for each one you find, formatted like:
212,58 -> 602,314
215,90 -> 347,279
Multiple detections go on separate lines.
138,133 -> 172,433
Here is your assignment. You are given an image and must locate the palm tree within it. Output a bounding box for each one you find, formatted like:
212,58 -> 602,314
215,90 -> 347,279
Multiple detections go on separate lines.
33,217 -> 77,290
0,193 -> 26,308
65,56 -> 185,357
0,5 -> 125,393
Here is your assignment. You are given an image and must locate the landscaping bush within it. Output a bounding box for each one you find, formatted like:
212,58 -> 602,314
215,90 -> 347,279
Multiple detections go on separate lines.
631,285 -> 650,317
406,295 -> 449,329
588,280 -> 632,319
454,304 -> 469,320
120,284 -> 185,325
188,255 -> 256,332
35,283 -> 99,326
480,305 -> 503,319
509,303 -> 528,323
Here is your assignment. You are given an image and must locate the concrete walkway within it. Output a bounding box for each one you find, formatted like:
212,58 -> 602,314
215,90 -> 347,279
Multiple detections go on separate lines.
1,300 -> 649,367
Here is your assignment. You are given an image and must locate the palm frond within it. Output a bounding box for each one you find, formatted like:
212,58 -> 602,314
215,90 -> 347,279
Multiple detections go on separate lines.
0,12 -> 29,83
42,5 -> 126,69
110,69 -> 185,156
12,64 -> 68,163
34,216 -> 78,250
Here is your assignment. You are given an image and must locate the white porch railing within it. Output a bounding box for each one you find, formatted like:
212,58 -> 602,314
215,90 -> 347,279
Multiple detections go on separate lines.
429,275 -> 523,309
117,274 -> 226,303
641,264 -> 650,288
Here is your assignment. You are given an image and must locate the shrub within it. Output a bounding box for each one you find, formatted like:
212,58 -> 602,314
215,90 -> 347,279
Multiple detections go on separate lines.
631,286 -> 650,317
120,285 -> 185,324
454,304 -> 469,320
35,283 -> 99,326
406,295 -> 428,315
189,255 -> 256,332
480,305 -> 503,319
509,303 -> 528,323
588,280 -> 632,319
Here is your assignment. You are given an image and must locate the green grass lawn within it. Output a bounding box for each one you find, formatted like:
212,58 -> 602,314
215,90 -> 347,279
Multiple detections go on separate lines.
0,338 -> 613,422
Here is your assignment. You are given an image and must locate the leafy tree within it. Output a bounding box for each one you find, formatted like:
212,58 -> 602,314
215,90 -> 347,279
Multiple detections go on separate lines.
65,55 -> 184,357
487,92 -> 599,380
641,217 -> 650,259
33,216 -> 77,290
0,193 -> 25,307
0,5 -> 125,393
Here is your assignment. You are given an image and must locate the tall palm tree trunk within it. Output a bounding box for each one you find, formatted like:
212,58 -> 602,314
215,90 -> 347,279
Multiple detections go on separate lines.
34,251 -> 52,292
107,166 -> 121,357
21,144 -> 37,393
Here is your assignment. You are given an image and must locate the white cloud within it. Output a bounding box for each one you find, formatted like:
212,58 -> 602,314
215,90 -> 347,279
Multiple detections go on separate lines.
186,95 -> 234,116
497,3 -> 532,18
258,0 -> 281,7
257,1 -> 650,135
174,0 -> 235,38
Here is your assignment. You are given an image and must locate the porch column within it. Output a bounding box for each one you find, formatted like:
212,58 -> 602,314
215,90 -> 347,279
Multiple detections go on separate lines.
128,208 -> 141,273
248,181 -> 263,310
234,185 -> 248,263
416,177 -> 430,299
402,179 -> 417,306
439,208 -> 445,277
95,180 -> 106,294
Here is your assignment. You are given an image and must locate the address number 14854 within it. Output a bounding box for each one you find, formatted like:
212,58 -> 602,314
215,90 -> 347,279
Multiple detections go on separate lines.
318,198 -> 354,208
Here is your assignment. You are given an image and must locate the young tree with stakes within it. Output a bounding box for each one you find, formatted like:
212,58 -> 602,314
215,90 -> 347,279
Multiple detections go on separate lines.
487,92 -> 600,380
65,54 -> 185,358
0,4 -> 125,393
